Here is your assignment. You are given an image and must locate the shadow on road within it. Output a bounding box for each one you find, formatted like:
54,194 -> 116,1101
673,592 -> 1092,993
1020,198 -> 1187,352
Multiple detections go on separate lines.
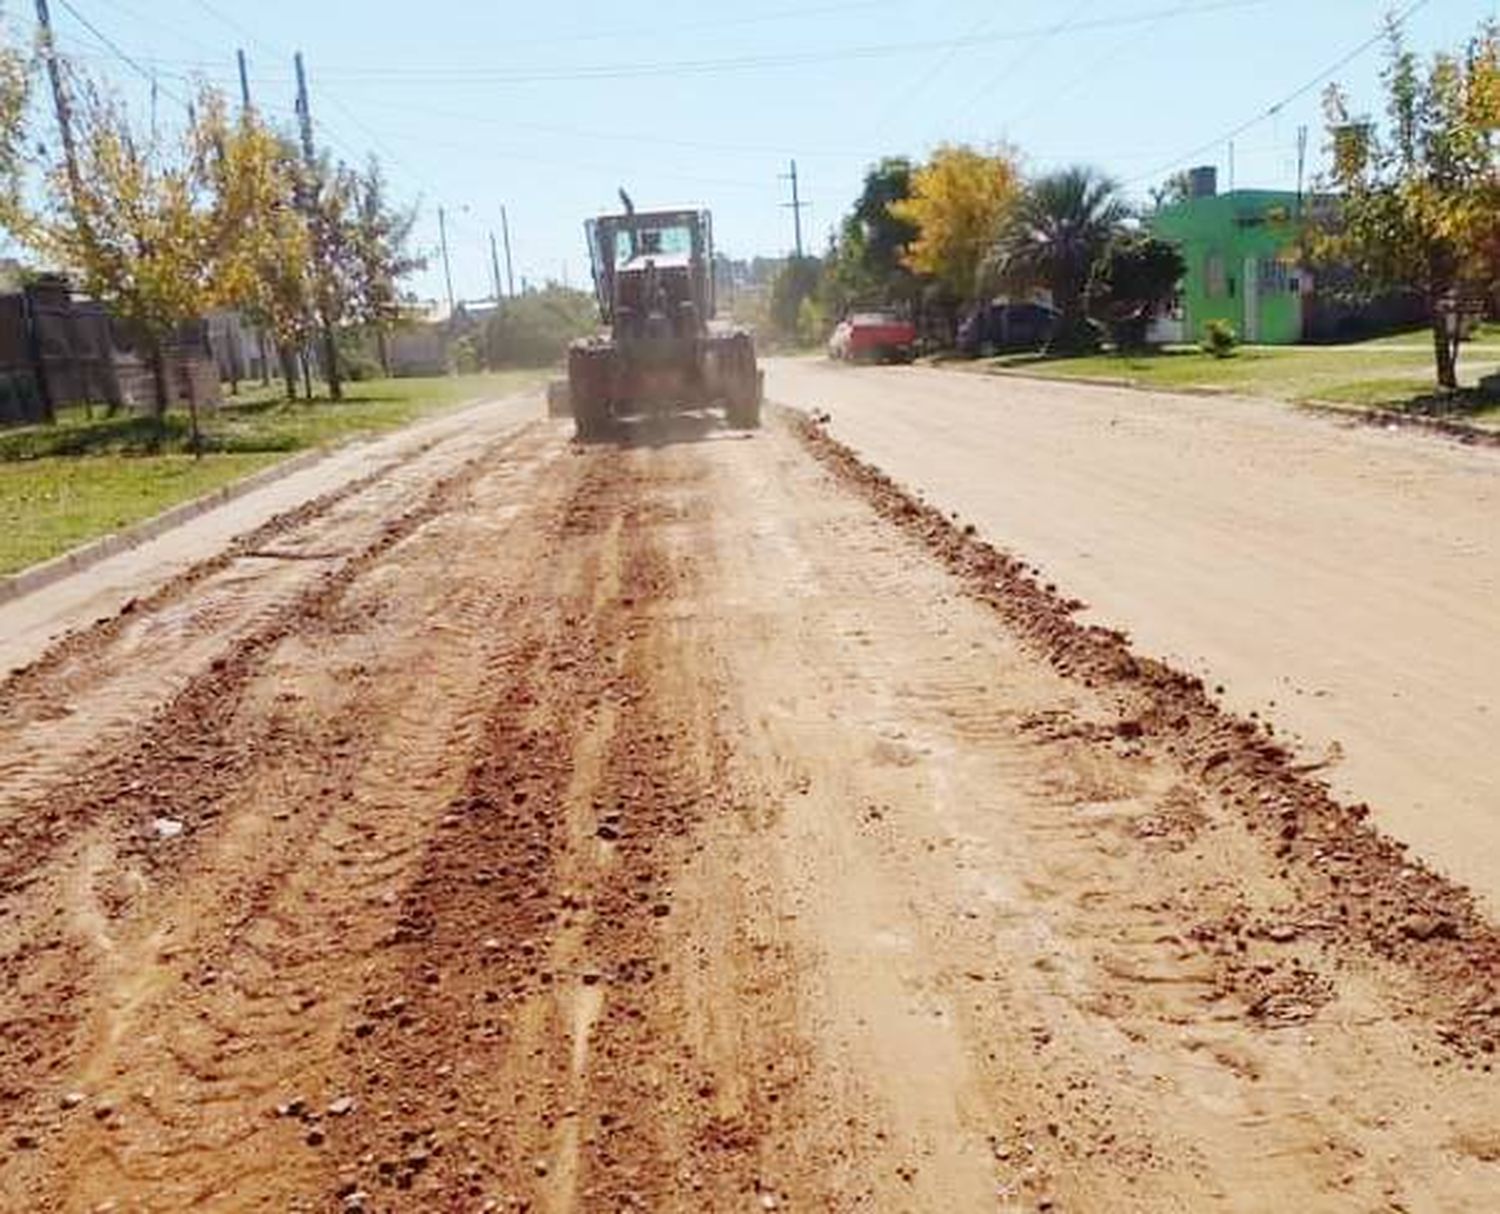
574,409 -> 758,450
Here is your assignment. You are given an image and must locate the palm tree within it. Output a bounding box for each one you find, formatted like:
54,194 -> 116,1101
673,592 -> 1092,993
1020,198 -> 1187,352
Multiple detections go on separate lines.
991,167 -> 1129,354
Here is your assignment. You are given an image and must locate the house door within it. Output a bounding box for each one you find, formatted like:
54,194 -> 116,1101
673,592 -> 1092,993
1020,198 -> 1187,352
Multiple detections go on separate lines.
1243,255 -> 1260,342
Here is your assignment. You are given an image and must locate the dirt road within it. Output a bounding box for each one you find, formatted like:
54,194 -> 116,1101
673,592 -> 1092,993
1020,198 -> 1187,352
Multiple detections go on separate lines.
1,404 -> 1497,1212
766,358 -> 1500,912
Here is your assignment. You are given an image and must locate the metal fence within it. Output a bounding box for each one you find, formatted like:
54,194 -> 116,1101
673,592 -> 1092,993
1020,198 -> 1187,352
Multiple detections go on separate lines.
0,279 -> 221,426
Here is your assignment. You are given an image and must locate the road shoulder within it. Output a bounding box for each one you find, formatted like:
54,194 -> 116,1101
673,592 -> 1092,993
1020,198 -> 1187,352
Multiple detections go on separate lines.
0,389 -> 540,676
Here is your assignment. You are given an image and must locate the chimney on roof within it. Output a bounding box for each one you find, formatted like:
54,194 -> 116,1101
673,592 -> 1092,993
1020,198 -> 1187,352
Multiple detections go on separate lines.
1188,165 -> 1218,198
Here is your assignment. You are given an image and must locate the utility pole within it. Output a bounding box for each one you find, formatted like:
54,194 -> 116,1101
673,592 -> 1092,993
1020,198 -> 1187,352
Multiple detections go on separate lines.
237,48 -> 251,112
438,206 -> 455,317
780,159 -> 808,259
294,51 -> 342,399
500,205 -> 515,297
1227,140 -> 1235,193
293,52 -> 316,168
34,0 -> 80,203
237,46 -> 266,385
1295,124 -> 1308,220
489,231 -> 503,303
32,0 -> 81,424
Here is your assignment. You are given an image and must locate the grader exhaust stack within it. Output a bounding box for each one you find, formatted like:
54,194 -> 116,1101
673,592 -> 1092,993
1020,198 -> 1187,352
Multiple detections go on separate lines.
560,204 -> 762,438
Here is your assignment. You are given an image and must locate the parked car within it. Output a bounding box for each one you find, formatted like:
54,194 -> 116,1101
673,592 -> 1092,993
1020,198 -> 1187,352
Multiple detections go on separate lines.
828,311 -> 917,363
957,302 -> 1057,356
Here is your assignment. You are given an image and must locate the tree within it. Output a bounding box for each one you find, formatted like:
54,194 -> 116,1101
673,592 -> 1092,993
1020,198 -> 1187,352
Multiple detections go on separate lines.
481,285 -> 597,367
889,144 -> 1021,316
826,157 -> 920,314
35,79 -> 228,437
193,96 -> 312,401
1148,170 -> 1194,212
769,255 -> 823,341
1318,20 -> 1500,390
991,166 -> 1129,354
1088,233 -> 1185,348
0,29 -> 29,237
304,152 -> 362,401
348,158 -> 424,376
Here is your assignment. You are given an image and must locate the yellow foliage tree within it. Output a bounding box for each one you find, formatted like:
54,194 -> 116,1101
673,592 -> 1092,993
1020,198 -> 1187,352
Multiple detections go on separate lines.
889,144 -> 1021,307
0,30 -> 30,239
1319,21 -> 1500,389
192,94 -> 313,400
35,79 -> 234,433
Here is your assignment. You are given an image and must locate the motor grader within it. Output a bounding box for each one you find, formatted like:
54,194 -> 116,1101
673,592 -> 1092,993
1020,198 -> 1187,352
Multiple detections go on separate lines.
560,201 -> 761,439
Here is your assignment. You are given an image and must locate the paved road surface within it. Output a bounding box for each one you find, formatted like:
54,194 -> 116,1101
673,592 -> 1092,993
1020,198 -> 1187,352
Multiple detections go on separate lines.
0,402 -> 1495,1210
768,357 -> 1500,910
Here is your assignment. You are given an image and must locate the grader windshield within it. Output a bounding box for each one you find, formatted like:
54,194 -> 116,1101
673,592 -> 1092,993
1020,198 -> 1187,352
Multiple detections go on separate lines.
585,208 -> 714,326
612,223 -> 693,267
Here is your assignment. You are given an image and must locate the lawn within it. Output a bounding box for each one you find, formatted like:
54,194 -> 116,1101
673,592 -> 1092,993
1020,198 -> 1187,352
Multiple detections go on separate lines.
0,370 -> 542,577
980,328 -> 1500,426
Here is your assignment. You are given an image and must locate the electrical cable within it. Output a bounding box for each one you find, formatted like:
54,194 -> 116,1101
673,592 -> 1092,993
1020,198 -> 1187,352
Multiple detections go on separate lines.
1123,0 -> 1432,187
961,0 -> 1099,111
46,0 -> 1277,87
867,1 -> 1007,136
53,0 -> 190,105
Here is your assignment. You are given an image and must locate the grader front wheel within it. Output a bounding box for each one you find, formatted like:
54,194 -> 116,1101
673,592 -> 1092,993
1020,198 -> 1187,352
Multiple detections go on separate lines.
568,345 -> 613,441
724,337 -> 762,430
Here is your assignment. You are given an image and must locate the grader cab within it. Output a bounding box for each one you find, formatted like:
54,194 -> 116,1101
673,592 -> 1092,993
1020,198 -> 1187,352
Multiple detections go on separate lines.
563,204 -> 761,439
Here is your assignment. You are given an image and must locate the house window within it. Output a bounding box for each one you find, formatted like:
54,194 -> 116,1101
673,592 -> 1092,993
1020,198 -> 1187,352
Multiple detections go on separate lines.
1259,258 -> 1295,293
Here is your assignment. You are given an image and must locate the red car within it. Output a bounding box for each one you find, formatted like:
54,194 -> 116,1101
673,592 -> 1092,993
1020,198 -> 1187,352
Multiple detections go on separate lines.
828,311 -> 917,363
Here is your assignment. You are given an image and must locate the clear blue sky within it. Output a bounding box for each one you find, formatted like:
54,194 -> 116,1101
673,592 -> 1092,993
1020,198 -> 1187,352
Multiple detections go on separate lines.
15,0 -> 1499,307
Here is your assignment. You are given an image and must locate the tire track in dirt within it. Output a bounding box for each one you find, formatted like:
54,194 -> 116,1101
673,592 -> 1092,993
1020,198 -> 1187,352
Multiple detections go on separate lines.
311,447 -> 782,1211
2,408 -> 1497,1212
787,407 -> 1500,1064
0,424 -> 543,813
0,425 -> 565,1208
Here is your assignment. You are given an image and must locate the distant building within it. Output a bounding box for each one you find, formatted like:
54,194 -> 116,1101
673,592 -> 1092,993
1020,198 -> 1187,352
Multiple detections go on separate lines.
1147,166 -> 1426,345
1148,169 -> 1308,344
386,324 -> 447,377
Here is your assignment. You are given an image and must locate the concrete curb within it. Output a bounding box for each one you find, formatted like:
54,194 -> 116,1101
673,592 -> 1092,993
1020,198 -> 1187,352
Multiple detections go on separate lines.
1299,401 -> 1500,448
951,363 -> 1500,439
0,445 -> 333,607
976,365 -> 1234,397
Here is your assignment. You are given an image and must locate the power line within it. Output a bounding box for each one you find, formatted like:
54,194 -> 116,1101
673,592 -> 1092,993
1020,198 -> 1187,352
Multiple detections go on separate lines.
337,123 -> 775,193
95,0 -> 221,58
185,0 -> 279,58
53,0 -> 189,105
497,0 -> 910,48
66,1 -> 1277,86
962,0 -> 1099,111
997,7 -> 1178,132
869,0 -> 1006,135
1124,0 -> 1432,187
320,94 -> 867,161
164,0 -> 429,198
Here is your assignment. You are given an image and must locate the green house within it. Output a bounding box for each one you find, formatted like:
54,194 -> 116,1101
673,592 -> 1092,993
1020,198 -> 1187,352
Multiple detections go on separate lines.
1148,177 -> 1308,345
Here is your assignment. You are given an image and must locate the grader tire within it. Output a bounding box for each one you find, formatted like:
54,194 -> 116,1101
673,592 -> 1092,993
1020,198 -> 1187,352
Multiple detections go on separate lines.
724,337 -> 762,431
568,346 -> 613,441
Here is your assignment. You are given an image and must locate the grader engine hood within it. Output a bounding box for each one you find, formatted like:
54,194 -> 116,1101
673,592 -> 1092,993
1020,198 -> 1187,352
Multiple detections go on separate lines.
568,202 -> 761,438
613,256 -> 697,349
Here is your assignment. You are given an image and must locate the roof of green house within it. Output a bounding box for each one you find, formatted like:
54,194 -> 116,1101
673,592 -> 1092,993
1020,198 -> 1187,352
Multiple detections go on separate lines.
1150,189 -> 1305,233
